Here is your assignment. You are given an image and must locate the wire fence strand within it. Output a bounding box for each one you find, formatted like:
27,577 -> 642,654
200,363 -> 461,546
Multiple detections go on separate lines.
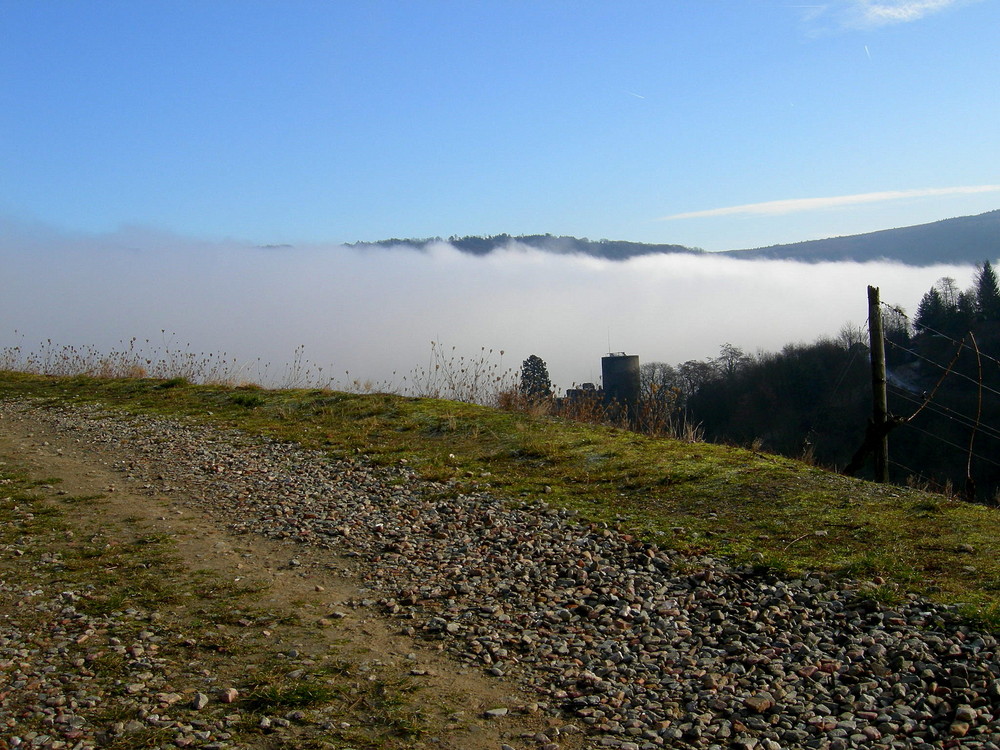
870,300 -> 1000,496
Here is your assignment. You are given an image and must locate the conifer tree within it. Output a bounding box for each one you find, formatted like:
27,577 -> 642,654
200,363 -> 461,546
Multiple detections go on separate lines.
914,287 -> 945,332
956,290 -> 978,331
976,260 -> 1000,321
882,306 -> 912,365
519,355 -> 553,400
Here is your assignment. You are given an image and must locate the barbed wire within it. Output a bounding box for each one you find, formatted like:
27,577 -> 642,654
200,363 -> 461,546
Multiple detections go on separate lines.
870,300 -> 1000,494
880,301 -> 1000,371
882,338 -> 1000,402
897,420 -> 1000,470
831,343 -> 863,397
887,384 -> 1000,444
893,403 -> 1000,473
966,332 -> 985,483
887,457 -> 934,483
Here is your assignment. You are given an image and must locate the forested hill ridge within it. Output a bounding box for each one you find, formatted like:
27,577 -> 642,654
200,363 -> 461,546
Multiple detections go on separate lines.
349,209 -> 1000,265
722,209 -> 1000,265
349,234 -> 703,259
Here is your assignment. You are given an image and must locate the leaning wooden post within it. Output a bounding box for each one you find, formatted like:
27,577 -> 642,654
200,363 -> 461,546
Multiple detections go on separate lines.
868,285 -> 889,482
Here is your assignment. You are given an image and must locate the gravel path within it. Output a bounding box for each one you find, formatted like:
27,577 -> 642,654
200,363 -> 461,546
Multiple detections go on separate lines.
4,399 -> 1000,750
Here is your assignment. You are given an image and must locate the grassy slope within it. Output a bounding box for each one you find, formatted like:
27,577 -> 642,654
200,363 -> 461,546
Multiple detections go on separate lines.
2,371 -> 998,622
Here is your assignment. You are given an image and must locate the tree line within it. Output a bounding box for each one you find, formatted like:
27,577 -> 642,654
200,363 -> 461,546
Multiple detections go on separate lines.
516,262 -> 1000,502
914,260 -> 1000,335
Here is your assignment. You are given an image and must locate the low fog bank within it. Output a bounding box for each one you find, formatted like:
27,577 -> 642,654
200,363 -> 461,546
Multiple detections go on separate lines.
0,222 -> 976,392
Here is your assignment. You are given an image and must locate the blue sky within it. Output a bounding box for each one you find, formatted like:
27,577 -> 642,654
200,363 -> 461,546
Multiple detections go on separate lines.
3,0 -> 998,251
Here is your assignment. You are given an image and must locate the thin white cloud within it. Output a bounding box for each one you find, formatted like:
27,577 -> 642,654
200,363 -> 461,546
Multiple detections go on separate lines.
797,0 -> 977,31
848,0 -> 965,27
659,185 -> 1000,221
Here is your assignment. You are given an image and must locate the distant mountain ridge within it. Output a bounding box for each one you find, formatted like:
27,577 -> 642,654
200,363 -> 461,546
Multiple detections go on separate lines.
722,209 -> 1000,265
351,209 -> 1000,265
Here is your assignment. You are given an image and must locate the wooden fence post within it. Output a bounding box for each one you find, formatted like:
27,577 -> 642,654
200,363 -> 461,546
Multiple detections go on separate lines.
868,285 -> 889,482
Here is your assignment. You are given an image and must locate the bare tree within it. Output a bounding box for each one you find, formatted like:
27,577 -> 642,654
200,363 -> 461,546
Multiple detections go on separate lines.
640,361 -> 678,403
713,343 -> 751,378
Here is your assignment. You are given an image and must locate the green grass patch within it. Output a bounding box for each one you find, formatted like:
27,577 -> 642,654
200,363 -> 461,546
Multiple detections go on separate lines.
229,392 -> 266,408
243,681 -> 338,711
156,376 -> 189,389
855,583 -> 907,607
957,601 -> 1000,631
4,369 -> 1000,613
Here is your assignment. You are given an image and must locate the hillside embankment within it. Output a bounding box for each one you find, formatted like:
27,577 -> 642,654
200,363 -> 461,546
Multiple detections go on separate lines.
3,385 -> 1000,749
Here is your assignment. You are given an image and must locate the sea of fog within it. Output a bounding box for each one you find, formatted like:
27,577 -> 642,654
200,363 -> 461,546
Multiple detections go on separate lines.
0,223 -> 979,393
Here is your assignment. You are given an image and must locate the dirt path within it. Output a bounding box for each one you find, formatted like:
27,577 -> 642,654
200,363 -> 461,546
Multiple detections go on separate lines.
0,403 -> 582,750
